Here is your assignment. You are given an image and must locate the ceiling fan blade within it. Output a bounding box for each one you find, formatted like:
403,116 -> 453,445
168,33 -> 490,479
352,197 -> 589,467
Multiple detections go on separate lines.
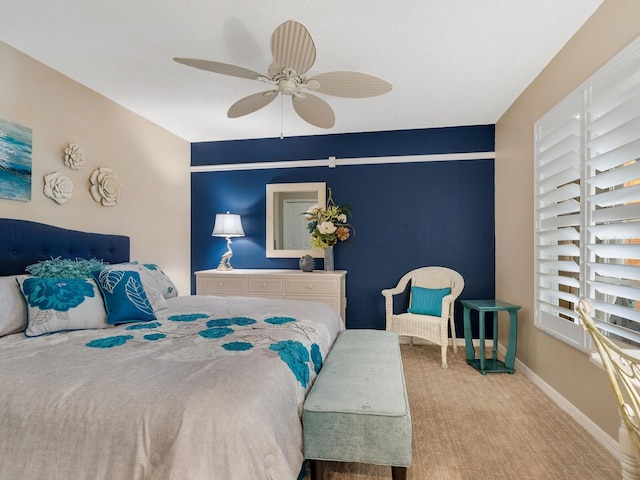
309,71 -> 392,98
270,20 -> 316,76
228,91 -> 278,118
292,93 -> 335,129
173,58 -> 263,80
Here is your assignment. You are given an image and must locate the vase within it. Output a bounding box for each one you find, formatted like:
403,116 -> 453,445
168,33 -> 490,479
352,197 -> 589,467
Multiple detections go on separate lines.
324,246 -> 334,271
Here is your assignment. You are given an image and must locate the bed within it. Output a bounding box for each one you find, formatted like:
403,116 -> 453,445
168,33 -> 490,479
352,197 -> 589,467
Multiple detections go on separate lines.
0,218 -> 343,480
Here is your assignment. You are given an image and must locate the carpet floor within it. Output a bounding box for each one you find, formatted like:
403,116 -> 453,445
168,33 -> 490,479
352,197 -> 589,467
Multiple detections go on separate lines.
312,343 -> 620,480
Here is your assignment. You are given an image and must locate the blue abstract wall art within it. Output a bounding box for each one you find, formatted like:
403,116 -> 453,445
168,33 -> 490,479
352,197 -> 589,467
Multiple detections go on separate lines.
0,119 -> 32,202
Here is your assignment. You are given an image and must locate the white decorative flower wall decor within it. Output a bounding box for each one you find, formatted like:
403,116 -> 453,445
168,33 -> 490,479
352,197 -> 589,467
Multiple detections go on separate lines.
64,143 -> 85,170
43,171 -> 74,204
89,167 -> 122,207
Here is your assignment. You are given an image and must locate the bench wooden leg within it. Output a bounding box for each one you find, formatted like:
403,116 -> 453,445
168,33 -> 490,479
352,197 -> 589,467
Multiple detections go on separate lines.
392,465 -> 407,480
310,460 -> 324,480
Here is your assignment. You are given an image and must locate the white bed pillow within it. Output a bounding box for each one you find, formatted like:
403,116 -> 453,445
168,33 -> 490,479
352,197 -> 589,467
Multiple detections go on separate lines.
0,275 -> 27,337
18,277 -> 109,337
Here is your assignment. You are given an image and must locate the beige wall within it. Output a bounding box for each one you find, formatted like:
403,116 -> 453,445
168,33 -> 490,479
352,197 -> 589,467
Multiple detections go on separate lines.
0,41 -> 191,294
496,0 -> 640,440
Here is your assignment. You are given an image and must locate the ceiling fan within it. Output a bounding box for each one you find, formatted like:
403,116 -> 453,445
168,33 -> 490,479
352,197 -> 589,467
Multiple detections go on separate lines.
174,20 -> 392,129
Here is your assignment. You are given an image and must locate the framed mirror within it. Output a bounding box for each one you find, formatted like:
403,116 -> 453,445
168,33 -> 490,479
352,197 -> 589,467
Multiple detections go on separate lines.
266,182 -> 326,258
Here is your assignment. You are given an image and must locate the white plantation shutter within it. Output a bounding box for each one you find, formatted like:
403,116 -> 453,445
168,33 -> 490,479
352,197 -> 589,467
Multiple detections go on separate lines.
584,50 -> 640,346
534,35 -> 640,349
535,95 -> 585,348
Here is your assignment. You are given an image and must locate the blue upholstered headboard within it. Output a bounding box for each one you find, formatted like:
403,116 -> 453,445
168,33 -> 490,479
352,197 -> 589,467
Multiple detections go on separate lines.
0,219 -> 130,276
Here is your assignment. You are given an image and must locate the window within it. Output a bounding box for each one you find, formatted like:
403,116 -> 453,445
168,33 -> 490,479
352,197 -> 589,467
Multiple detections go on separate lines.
535,36 -> 640,350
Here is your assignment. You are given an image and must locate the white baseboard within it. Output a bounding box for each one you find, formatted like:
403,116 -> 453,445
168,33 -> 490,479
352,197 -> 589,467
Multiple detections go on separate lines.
502,345 -> 621,460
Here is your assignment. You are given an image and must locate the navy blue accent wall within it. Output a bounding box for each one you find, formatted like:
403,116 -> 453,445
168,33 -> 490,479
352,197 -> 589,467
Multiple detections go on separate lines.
191,126 -> 495,335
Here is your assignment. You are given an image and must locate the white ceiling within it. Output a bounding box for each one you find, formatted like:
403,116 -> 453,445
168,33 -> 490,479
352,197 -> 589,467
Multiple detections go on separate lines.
0,0 -> 603,143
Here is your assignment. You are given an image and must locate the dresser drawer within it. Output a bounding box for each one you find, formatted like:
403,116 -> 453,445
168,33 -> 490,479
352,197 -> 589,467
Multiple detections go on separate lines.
248,277 -> 284,295
286,295 -> 340,311
197,276 -> 248,294
285,277 -> 338,295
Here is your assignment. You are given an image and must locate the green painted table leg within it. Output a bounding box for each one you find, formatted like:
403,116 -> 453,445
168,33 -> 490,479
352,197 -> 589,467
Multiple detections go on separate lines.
492,311 -> 499,361
479,311 -> 486,374
464,306 -> 475,361
504,310 -> 518,372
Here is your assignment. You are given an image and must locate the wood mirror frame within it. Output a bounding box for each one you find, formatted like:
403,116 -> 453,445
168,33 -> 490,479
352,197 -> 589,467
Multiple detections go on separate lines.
266,182 -> 326,258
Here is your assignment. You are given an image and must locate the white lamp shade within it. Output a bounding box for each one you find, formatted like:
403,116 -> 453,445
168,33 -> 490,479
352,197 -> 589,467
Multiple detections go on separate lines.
212,213 -> 245,237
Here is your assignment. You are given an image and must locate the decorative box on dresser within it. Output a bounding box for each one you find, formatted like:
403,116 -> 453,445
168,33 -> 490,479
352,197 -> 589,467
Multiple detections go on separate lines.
195,269 -> 347,326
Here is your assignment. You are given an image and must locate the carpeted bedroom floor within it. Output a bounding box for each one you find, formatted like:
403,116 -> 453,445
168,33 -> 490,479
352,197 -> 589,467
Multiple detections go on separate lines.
306,343 -> 620,480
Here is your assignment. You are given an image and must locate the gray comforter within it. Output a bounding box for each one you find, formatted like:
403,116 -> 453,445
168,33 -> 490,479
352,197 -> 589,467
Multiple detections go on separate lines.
0,295 -> 343,479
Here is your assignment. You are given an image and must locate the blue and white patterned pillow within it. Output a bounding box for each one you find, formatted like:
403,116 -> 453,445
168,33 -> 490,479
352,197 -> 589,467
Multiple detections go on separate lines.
92,269 -> 156,325
18,277 -> 108,337
102,263 -> 178,299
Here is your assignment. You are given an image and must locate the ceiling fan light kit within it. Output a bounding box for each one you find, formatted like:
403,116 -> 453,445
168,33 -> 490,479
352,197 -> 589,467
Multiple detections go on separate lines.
174,20 -> 392,129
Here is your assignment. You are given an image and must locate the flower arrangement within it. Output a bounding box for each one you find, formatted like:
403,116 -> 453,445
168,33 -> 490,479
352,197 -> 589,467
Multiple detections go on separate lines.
304,188 -> 353,249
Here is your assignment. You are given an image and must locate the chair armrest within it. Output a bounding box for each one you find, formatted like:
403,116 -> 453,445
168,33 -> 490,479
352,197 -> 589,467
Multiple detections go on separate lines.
382,289 -> 395,328
381,285 -> 407,299
440,294 -> 455,319
441,293 -> 463,334
382,276 -> 413,328
381,272 -> 413,299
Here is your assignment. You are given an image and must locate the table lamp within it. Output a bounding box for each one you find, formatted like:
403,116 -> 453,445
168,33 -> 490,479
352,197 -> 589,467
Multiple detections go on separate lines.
212,212 -> 244,271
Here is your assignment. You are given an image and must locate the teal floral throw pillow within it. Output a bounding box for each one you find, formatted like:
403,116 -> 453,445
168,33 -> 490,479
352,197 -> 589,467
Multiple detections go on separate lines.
18,277 -> 108,337
92,269 -> 156,324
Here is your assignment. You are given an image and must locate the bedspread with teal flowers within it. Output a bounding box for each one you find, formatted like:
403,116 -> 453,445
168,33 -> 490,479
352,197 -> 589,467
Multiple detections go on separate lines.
85,308 -> 326,388
0,294 -> 343,480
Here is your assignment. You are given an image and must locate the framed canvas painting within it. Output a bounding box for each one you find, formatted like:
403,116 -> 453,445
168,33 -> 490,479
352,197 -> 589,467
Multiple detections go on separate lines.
0,119 -> 32,202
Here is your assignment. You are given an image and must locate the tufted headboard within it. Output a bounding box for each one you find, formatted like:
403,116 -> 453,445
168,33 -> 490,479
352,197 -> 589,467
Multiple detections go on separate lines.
0,219 -> 130,276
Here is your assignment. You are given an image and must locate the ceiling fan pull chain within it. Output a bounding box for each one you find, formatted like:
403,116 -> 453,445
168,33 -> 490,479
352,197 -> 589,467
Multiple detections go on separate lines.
280,93 -> 284,139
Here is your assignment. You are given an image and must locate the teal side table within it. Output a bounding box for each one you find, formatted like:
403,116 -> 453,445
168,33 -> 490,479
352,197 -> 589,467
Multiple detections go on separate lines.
461,299 -> 522,375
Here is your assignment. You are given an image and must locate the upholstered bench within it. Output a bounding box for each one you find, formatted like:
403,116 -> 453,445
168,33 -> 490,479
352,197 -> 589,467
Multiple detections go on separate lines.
303,329 -> 412,480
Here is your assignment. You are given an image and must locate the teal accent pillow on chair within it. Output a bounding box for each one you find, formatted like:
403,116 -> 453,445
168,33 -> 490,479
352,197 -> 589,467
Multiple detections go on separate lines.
408,286 -> 451,316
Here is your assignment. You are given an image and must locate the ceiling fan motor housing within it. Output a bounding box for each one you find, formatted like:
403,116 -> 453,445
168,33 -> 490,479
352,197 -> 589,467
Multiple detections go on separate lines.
278,77 -> 298,96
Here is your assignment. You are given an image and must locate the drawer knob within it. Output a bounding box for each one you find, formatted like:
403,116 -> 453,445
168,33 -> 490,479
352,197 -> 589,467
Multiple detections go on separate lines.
307,284 -> 313,289
218,282 -> 223,287
261,282 -> 267,288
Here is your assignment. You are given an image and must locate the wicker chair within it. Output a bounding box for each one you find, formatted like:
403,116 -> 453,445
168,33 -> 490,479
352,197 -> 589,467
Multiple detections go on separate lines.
382,267 -> 464,368
577,299 -> 640,479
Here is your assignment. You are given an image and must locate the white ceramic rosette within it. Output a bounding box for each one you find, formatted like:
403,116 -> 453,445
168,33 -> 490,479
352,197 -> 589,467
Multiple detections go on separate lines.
43,171 -> 74,204
89,167 -> 122,207
64,143 -> 85,170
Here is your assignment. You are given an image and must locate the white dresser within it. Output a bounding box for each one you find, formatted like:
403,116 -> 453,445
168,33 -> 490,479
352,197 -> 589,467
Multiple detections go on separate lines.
195,269 -> 347,325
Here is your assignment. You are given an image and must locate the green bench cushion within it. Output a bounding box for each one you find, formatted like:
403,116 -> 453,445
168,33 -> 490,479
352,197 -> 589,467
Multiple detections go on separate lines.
303,329 -> 412,467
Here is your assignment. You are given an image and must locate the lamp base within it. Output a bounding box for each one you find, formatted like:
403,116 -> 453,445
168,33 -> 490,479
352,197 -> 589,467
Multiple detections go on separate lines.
216,261 -> 233,271
216,237 -> 234,271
